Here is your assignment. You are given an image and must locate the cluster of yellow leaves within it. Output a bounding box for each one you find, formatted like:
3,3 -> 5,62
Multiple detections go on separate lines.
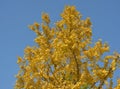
15,6 -> 120,89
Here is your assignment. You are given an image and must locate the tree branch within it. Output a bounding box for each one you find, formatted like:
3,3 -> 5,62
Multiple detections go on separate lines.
72,51 -> 80,82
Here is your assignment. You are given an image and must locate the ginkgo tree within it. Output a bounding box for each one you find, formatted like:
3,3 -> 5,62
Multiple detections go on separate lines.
15,6 -> 120,89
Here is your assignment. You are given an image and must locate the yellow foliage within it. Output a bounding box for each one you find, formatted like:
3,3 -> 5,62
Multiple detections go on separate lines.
15,6 -> 120,89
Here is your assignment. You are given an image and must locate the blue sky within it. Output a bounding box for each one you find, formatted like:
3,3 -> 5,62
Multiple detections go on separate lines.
0,0 -> 120,89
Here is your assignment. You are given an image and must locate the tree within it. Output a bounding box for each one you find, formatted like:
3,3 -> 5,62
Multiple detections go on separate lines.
15,6 -> 120,89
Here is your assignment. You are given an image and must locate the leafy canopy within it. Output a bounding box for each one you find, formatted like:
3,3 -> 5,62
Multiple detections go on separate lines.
15,6 -> 120,89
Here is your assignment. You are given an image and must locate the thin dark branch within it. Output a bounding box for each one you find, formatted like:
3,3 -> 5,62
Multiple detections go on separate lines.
72,51 -> 80,82
47,63 -> 60,84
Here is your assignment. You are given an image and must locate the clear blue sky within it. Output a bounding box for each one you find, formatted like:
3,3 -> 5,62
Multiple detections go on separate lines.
0,0 -> 120,89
